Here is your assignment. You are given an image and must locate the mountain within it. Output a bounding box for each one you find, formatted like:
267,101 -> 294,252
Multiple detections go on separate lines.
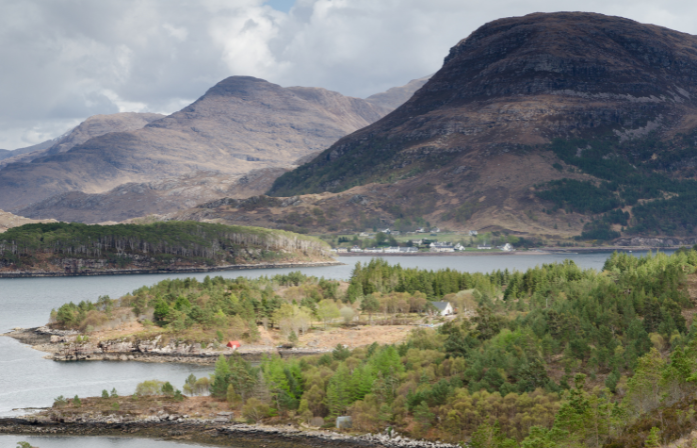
0,113 -> 164,169
0,76 -> 408,213
0,138 -> 57,162
17,168 -> 287,224
364,75 -> 431,110
262,12 -> 697,241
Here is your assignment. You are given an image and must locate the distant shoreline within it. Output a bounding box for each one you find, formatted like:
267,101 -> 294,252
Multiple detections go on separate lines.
0,260 -> 343,279
337,245 -> 682,257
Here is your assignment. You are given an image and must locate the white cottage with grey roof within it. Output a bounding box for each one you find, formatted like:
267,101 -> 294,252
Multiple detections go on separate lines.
431,301 -> 454,316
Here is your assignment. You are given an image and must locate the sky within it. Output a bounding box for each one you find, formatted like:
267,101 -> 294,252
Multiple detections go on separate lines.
1,0 -> 697,150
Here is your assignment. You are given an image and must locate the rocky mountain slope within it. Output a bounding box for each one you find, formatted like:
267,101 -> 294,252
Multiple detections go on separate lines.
9,76 -> 427,222
0,113 -> 164,169
256,12 -> 697,240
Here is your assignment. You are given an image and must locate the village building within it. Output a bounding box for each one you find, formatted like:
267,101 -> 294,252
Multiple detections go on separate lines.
431,301 -> 454,316
350,246 -> 364,252
430,242 -> 455,252
364,247 -> 384,253
398,247 -> 419,253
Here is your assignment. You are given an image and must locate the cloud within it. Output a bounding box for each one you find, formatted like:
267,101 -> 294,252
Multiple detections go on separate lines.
1,0 -> 697,149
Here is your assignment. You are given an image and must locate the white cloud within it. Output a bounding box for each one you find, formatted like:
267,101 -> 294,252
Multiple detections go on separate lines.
1,0 -> 697,149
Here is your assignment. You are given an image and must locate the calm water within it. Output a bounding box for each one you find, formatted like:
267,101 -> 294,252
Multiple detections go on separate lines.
0,251 -> 649,333
0,251 -> 668,444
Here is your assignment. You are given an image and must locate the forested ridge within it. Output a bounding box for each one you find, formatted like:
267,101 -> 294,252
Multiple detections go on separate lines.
0,222 -> 331,269
536,131 -> 697,239
49,249 -> 697,446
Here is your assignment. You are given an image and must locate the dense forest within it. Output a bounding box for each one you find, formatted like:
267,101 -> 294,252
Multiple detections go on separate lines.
0,222 -> 331,270
535,131 -> 697,239
51,250 -> 697,446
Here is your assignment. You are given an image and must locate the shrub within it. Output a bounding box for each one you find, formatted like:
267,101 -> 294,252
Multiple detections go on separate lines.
161,381 -> 174,396
53,395 -> 67,408
242,398 -> 270,423
135,380 -> 165,396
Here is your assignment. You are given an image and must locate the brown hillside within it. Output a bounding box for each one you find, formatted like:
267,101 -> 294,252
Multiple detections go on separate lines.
0,77 -> 394,213
0,209 -> 56,233
261,12 -> 697,238
18,168 -> 288,224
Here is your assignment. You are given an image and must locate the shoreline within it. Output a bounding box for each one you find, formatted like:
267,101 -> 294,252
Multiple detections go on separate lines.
0,417 -> 458,448
337,245 -> 683,257
3,328 -> 332,364
0,260 -> 343,279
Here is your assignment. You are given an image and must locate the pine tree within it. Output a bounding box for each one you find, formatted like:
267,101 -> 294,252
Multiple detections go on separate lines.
326,363 -> 352,417
644,427 -> 661,448
210,354 -> 232,398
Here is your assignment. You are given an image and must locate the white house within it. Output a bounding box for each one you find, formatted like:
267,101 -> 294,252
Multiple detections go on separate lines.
383,246 -> 401,253
454,243 -> 466,251
431,301 -> 454,316
477,242 -> 492,250
469,230 -> 478,236
398,247 -> 419,253
430,242 -> 455,252
364,247 -> 384,253
350,246 -> 364,253
499,243 -> 514,252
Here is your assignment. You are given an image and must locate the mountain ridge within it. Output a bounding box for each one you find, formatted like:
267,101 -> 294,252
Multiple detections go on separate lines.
4,76 -> 428,221
0,77 -> 397,212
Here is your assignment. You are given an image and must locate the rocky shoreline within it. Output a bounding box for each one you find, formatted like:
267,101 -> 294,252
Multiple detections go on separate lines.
0,260 -> 343,278
3,327 -> 332,364
0,417 -> 461,448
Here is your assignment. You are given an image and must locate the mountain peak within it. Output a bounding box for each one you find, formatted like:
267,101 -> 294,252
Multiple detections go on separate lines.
270,11 -> 697,197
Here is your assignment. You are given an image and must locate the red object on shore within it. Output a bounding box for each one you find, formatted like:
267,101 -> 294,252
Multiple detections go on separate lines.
227,341 -> 241,349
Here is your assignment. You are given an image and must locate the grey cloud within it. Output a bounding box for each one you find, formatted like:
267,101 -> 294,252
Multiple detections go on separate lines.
1,0 -> 697,149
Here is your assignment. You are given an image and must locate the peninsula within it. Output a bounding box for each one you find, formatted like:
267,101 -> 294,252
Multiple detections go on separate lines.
0,221 -> 338,278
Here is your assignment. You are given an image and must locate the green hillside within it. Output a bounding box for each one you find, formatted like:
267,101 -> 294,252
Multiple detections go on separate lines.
536,131 -> 697,239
